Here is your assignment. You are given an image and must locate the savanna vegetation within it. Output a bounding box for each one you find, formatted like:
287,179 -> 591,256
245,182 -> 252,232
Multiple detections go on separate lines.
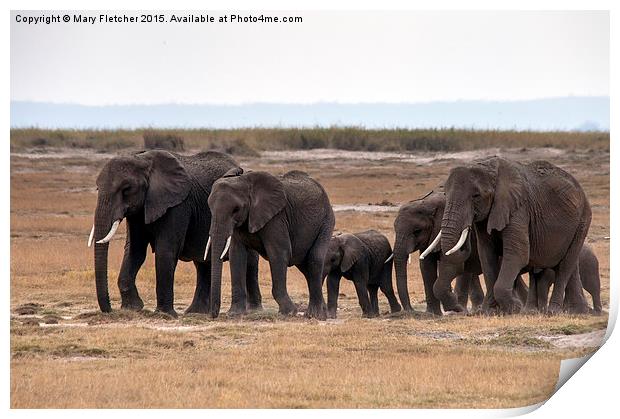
10,127 -> 609,154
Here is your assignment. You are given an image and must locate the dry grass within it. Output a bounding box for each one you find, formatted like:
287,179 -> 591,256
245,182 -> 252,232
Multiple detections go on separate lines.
10,127 -> 610,153
10,143 -> 609,408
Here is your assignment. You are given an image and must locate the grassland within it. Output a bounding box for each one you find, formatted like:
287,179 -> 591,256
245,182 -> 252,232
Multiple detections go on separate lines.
10,127 -> 610,153
10,130 -> 610,408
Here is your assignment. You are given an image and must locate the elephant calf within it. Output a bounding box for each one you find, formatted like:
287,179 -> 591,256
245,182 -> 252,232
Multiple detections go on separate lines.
526,244 -> 602,314
322,230 -> 401,318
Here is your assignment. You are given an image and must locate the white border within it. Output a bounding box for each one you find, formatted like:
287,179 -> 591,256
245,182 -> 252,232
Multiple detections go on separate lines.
3,1 -> 616,417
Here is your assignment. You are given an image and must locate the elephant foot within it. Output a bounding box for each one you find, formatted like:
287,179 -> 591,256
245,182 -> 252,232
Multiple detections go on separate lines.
246,303 -> 263,312
154,306 -> 178,318
278,300 -> 298,316
565,303 -> 590,315
120,294 -> 144,311
390,304 -> 402,313
362,310 -> 380,319
444,309 -> 467,317
546,302 -> 563,315
327,308 -> 337,319
227,304 -> 247,317
522,304 -> 541,315
426,304 -> 443,316
305,301 -> 327,320
185,300 -> 211,314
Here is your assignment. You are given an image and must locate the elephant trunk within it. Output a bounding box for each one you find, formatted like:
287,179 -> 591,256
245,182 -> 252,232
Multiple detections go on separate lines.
393,235 -> 413,311
440,198 -> 470,257
93,196 -> 113,312
209,225 -> 232,318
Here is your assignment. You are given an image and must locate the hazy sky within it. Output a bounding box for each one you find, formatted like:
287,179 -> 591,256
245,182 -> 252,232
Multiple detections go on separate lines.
11,10 -> 609,105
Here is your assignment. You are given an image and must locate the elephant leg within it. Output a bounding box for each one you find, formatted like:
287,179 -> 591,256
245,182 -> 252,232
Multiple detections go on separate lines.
474,227 -> 501,313
353,281 -> 372,317
492,216 -> 529,314
563,268 -> 589,314
523,272 -> 540,313
454,273 -> 470,309
117,221 -> 148,310
469,275 -> 484,312
493,256 -> 526,314
245,249 -> 263,311
548,218 -> 590,314
154,251 -> 179,317
512,275 -> 528,310
298,238 -> 329,320
368,283 -> 380,316
588,273 -> 603,315
536,270 -> 553,313
379,262 -> 402,313
434,261 -> 465,313
228,241 -> 248,316
185,262 -> 211,314
420,257 -> 442,315
268,256 -> 297,316
326,272 -> 341,318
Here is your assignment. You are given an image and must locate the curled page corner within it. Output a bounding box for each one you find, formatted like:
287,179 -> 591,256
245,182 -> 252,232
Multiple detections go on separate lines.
555,354 -> 595,392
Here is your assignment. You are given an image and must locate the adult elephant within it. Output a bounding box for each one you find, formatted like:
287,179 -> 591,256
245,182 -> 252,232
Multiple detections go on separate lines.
440,157 -> 591,314
391,190 -> 527,314
526,244 -> 602,314
89,150 -> 261,317
206,169 -> 335,319
322,230 -> 401,318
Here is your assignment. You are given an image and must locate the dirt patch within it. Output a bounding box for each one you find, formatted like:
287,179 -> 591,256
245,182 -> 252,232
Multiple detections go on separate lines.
260,147 -> 569,165
333,204 -> 398,213
540,330 -> 605,349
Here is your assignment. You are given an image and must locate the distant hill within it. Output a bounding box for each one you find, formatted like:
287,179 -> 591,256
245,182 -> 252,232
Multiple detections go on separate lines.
10,97 -> 609,131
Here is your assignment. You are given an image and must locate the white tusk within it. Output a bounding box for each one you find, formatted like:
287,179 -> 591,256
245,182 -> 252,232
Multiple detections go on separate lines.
220,236 -> 232,260
87,225 -> 95,247
408,254 -> 412,265
420,229 -> 442,260
384,253 -> 394,263
445,227 -> 470,256
203,236 -> 211,261
96,220 -> 121,244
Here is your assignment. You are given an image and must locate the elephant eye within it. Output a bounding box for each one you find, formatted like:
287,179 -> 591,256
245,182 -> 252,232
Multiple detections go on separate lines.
472,193 -> 481,199
232,206 -> 240,214
413,229 -> 422,235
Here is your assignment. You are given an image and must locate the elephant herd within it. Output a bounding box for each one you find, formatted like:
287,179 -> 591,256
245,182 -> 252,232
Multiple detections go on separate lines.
88,149 -> 602,320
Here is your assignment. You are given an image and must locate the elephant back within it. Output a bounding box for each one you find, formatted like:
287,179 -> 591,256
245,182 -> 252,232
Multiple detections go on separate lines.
179,151 -> 240,192
355,230 -> 392,270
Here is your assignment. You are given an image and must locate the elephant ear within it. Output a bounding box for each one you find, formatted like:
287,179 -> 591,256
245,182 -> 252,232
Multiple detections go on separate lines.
487,159 -> 525,234
140,151 -> 191,224
247,172 -> 287,233
341,234 -> 366,272
222,167 -> 244,178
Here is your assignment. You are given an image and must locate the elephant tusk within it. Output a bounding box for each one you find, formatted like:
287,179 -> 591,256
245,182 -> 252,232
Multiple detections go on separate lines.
203,236 -> 211,261
220,236 -> 232,260
384,253 -> 394,263
420,229 -> 442,260
87,225 -> 95,248
445,227 -> 470,256
408,254 -> 412,265
96,220 -> 121,244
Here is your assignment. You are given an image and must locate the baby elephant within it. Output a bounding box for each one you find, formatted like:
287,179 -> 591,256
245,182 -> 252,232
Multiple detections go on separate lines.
322,230 -> 402,318
527,244 -> 602,315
